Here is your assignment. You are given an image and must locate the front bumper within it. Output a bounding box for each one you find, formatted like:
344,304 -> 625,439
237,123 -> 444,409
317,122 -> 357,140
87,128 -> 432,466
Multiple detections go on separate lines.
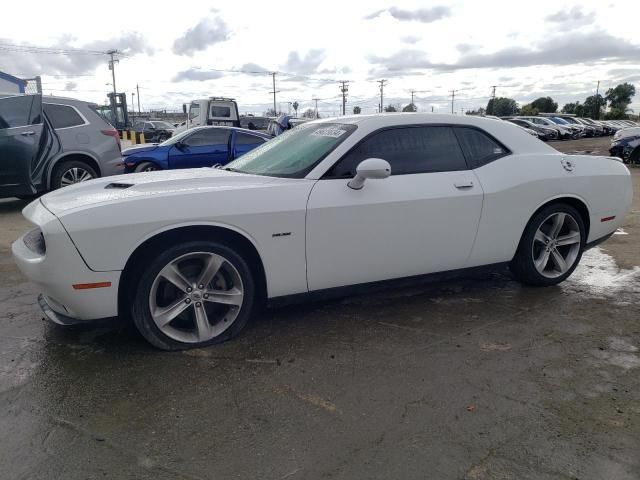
12,201 -> 121,322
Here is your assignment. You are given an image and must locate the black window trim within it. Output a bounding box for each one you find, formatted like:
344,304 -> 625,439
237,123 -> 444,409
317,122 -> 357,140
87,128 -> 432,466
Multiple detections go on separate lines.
0,94 -> 43,130
43,102 -> 89,130
322,123 -> 511,179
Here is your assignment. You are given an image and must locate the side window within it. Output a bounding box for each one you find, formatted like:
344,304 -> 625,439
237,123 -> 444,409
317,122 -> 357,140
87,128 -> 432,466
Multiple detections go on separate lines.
0,95 -> 42,129
236,132 -> 265,145
454,127 -> 508,168
189,104 -> 200,120
327,126 -> 467,178
43,104 -> 85,129
184,129 -> 230,147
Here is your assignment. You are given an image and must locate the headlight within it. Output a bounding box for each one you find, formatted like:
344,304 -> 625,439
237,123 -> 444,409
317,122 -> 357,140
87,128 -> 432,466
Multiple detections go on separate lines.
23,227 -> 46,256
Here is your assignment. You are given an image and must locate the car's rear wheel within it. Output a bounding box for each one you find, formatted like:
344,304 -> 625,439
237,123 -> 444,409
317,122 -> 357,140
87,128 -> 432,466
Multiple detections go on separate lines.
134,162 -> 159,172
52,160 -> 97,190
131,241 -> 255,350
510,203 -> 585,286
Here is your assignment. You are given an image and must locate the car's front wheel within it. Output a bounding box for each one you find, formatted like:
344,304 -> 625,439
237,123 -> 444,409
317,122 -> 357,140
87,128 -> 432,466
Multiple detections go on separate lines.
132,241 -> 255,350
510,203 -> 585,286
134,161 -> 159,172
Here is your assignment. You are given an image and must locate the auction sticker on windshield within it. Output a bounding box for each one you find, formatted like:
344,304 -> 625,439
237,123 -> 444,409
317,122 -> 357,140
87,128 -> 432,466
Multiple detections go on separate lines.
311,127 -> 347,138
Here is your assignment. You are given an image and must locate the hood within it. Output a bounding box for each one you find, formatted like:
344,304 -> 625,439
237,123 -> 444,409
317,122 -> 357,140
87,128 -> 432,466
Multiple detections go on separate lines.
40,168 -> 278,216
122,144 -> 160,156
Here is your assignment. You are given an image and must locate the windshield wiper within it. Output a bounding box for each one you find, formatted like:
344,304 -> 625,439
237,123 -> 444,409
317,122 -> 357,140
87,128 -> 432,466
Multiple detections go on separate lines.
223,166 -> 241,172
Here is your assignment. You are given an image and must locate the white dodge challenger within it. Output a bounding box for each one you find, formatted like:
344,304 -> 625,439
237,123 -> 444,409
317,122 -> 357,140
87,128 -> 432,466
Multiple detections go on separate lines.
13,114 -> 632,350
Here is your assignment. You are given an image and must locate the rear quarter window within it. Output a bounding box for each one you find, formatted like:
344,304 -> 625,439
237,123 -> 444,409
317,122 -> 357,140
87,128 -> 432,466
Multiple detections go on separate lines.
453,127 -> 510,168
44,104 -> 86,129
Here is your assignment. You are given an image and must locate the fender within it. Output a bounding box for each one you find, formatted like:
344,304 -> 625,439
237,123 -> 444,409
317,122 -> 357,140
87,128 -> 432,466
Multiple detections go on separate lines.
46,150 -> 102,188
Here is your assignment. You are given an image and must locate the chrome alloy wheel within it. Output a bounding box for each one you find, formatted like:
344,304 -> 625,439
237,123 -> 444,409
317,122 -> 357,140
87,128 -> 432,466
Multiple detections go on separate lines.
532,212 -> 581,278
60,167 -> 94,186
148,252 -> 244,344
142,165 -> 158,172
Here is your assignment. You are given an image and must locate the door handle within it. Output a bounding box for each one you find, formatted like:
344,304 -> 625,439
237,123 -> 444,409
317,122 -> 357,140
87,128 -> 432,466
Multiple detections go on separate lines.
21,131 -> 36,136
454,181 -> 474,189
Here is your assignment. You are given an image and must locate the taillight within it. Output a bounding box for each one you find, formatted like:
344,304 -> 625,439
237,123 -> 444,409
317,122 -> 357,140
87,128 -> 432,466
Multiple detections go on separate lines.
101,129 -> 121,151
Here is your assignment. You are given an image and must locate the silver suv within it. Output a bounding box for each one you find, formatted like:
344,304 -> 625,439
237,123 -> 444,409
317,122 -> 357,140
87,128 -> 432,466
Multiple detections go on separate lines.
0,94 -> 124,199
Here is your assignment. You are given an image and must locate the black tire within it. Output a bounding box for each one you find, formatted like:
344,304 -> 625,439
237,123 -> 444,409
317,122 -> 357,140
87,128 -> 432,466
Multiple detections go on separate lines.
51,160 -> 98,190
629,148 -> 640,166
131,240 -> 256,351
510,203 -> 586,287
134,161 -> 159,173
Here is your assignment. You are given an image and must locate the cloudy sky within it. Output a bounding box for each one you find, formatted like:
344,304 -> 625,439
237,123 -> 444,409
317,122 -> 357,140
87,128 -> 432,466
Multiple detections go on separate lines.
2,0 -> 640,116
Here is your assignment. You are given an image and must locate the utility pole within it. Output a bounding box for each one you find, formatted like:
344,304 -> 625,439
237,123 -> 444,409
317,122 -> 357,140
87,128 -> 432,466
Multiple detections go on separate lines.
339,80 -> 349,115
377,79 -> 387,112
131,92 -> 135,115
270,72 -> 278,115
136,83 -> 141,113
595,80 -> 600,120
312,97 -> 320,119
490,85 -> 497,115
106,50 -> 119,96
450,89 -> 457,114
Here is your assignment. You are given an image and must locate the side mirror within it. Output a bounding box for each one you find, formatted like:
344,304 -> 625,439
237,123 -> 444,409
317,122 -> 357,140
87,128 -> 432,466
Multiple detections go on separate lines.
175,140 -> 185,150
347,158 -> 391,190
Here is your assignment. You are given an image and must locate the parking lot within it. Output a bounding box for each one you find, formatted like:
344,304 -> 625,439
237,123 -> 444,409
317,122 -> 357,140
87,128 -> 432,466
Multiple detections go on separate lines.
0,136 -> 638,480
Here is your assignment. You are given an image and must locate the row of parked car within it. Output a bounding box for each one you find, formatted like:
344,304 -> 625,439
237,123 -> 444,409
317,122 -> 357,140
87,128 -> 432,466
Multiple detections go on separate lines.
505,115 -> 638,141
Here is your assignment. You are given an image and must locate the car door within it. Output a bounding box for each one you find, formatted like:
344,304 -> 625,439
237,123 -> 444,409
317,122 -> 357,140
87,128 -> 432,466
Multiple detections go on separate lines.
168,128 -> 231,169
305,125 -> 484,291
232,131 -> 267,159
0,94 -> 47,196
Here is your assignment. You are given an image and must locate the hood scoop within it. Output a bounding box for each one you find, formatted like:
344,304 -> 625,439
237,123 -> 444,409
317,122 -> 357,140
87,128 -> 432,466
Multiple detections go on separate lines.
104,182 -> 134,189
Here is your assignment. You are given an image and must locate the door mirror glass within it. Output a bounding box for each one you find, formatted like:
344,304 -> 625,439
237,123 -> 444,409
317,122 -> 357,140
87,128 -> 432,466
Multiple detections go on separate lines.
348,158 -> 391,190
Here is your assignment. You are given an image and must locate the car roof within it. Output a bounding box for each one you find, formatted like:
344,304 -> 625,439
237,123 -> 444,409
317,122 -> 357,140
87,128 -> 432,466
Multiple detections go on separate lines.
311,112 -> 556,154
188,125 -> 272,138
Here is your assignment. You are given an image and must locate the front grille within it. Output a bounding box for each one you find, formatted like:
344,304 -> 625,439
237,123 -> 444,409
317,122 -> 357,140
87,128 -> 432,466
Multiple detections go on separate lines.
24,228 -> 46,255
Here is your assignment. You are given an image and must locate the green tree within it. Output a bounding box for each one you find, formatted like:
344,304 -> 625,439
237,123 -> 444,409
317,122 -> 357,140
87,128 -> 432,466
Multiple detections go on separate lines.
605,108 -> 629,120
353,106 -> 361,114
530,96 -> 558,113
562,102 -> 583,115
292,101 -> 299,117
465,107 -> 486,116
302,108 -> 318,118
486,97 -> 518,116
402,103 -> 417,112
519,104 -> 539,116
384,105 -> 398,112
582,94 -> 605,119
605,83 -> 636,112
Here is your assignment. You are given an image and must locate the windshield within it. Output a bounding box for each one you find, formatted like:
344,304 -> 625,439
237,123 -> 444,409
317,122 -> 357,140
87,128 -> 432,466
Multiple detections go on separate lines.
159,128 -> 196,146
225,122 -> 357,178
153,121 -> 174,129
550,117 -> 568,125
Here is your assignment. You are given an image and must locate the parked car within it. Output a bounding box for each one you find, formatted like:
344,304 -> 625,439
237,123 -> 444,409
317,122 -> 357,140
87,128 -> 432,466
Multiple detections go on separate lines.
548,117 -> 586,138
575,118 -> 604,136
613,126 -> 640,141
0,94 -> 123,199
518,116 -> 573,139
239,116 -> 270,133
132,120 -> 175,142
122,126 -> 272,172
610,132 -> 640,164
13,113 -> 632,350
507,118 -> 558,141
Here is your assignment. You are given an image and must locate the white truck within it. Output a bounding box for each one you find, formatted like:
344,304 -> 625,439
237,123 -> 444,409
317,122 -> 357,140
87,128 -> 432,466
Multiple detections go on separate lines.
175,97 -> 241,133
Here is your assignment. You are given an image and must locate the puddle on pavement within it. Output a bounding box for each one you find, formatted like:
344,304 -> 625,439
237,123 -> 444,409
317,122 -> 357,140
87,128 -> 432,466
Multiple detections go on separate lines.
564,247 -> 640,297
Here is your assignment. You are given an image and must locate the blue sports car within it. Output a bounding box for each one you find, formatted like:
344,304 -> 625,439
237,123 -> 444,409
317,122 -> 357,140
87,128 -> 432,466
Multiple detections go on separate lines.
122,126 -> 272,172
